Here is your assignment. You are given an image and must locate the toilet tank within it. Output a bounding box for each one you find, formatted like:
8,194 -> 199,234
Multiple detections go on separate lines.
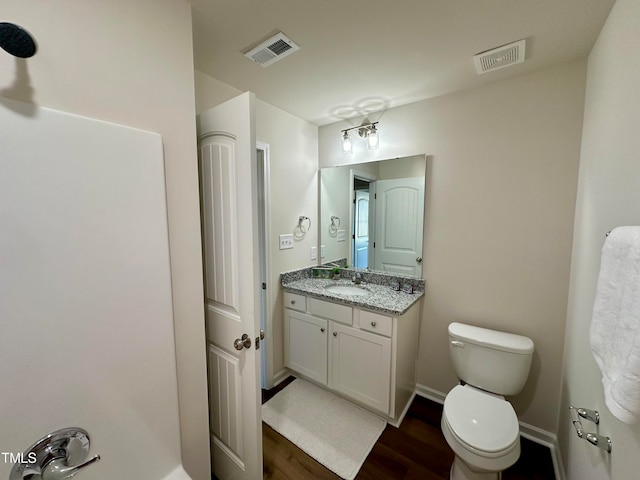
448,322 -> 534,396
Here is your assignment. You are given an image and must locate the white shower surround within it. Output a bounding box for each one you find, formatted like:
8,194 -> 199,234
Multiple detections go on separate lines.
0,99 -> 191,479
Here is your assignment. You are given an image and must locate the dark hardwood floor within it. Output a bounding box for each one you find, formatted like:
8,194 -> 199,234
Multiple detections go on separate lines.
262,377 -> 555,480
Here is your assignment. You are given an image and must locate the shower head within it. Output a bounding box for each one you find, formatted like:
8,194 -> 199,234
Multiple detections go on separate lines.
0,22 -> 37,58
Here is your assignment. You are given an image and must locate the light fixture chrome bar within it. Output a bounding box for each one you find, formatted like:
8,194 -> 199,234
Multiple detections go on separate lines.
340,121 -> 379,134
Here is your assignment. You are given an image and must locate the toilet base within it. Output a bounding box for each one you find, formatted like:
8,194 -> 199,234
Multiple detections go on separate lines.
450,456 -> 502,480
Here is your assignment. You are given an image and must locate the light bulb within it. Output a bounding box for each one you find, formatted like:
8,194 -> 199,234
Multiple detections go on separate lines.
342,132 -> 352,153
367,126 -> 378,149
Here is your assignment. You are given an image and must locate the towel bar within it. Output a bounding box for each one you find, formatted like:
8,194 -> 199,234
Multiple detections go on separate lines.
569,406 -> 612,453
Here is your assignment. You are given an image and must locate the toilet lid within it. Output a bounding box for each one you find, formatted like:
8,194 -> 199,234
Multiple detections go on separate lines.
444,385 -> 519,454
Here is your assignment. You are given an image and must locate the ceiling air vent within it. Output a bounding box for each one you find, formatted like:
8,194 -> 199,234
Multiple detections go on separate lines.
473,39 -> 526,75
244,32 -> 300,68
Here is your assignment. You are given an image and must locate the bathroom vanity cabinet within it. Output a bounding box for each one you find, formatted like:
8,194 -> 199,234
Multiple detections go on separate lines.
283,291 -> 420,424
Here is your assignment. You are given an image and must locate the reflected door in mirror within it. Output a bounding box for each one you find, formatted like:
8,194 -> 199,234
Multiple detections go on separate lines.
373,177 -> 424,277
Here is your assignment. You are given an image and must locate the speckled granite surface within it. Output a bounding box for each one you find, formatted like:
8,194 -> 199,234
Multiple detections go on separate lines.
281,277 -> 423,315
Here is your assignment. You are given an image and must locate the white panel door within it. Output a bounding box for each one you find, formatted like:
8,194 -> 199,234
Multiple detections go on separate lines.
373,177 -> 425,277
197,92 -> 262,480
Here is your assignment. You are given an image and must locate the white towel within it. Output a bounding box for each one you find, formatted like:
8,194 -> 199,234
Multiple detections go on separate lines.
590,226 -> 640,424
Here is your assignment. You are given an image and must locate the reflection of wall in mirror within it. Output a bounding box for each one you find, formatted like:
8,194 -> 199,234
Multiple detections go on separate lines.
320,154 -> 426,270
320,166 -> 350,264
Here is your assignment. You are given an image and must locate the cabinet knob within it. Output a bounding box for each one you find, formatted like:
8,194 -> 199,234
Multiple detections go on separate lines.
333,332 -> 338,337
290,300 -> 296,305
371,321 -> 377,327
320,327 -> 325,333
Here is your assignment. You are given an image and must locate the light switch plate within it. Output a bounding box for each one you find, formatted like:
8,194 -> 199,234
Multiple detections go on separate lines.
279,234 -> 294,250
310,246 -> 317,260
320,245 -> 325,258
337,229 -> 346,242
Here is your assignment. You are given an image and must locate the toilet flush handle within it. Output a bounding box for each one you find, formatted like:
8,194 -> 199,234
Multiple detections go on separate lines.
450,340 -> 465,348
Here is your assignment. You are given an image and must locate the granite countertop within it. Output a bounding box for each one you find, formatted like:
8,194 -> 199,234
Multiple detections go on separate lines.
282,277 -> 423,315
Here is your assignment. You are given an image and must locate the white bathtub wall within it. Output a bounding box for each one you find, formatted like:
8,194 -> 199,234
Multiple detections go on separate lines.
559,0 -> 640,478
0,99 -> 182,479
0,1 -> 210,479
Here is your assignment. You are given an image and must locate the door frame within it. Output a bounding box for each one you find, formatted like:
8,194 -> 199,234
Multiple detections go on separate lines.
349,169 -> 377,269
256,141 -> 272,389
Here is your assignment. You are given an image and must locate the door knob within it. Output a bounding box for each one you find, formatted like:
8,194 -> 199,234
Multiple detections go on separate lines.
234,333 -> 252,350
416,257 -> 423,264
10,427 -> 100,480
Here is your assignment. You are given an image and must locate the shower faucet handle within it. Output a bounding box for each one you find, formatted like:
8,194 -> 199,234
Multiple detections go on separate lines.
10,427 -> 101,480
41,454 -> 101,480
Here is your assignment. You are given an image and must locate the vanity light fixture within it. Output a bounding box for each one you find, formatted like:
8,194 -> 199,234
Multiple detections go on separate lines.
340,121 -> 379,153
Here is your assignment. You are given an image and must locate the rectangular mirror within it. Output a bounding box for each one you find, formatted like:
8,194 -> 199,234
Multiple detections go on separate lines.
320,154 -> 426,278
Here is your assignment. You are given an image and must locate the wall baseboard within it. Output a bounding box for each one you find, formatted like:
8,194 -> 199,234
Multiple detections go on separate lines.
270,368 -> 293,389
415,383 -> 447,404
518,422 -> 565,480
415,384 -> 565,480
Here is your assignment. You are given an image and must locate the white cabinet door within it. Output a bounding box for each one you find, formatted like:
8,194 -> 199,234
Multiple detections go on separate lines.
329,323 -> 391,414
285,310 -> 328,384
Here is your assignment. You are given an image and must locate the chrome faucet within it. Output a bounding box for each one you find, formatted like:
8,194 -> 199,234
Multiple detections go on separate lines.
353,272 -> 362,284
10,427 -> 100,480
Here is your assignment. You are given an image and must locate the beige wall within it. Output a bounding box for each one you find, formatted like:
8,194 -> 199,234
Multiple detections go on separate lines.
194,76 -> 319,385
194,70 -> 242,114
559,0 -> 640,478
319,60 -> 587,434
0,2 -> 210,478
320,166 -> 352,264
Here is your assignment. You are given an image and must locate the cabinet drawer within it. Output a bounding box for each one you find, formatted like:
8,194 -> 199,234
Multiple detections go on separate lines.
284,292 -> 306,312
309,297 -> 352,325
360,310 -> 393,337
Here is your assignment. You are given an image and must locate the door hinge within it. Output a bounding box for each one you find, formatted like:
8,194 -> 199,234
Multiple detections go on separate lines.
262,282 -> 266,290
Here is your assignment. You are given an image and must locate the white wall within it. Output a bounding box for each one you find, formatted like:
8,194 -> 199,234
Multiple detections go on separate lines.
319,60 -> 587,434
194,75 -> 319,385
559,0 -> 640,478
256,99 -> 319,383
194,70 -> 242,114
0,2 -> 210,479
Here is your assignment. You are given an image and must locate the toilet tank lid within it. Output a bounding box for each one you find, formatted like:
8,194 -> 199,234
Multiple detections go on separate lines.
449,322 -> 534,354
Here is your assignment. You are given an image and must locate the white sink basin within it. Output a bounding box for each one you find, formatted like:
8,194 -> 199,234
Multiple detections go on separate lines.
324,284 -> 370,296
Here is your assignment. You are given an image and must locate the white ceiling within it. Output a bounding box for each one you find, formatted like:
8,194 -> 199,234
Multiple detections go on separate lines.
189,0 -> 615,126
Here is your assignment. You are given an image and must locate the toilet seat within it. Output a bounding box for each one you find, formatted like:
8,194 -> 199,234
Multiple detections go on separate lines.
443,385 -> 519,455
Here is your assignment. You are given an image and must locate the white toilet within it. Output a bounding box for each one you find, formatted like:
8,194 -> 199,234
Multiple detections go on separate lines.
441,322 -> 535,480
